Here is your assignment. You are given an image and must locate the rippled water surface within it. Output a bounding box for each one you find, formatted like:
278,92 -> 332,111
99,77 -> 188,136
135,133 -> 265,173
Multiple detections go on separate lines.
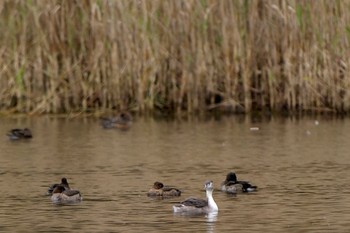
1,115 -> 350,232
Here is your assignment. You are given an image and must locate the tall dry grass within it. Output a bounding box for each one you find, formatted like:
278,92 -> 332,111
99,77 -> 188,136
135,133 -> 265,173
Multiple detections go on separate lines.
0,0 -> 349,115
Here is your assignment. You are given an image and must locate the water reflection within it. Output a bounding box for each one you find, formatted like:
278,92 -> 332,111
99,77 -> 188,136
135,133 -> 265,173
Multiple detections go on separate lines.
173,211 -> 218,233
206,212 -> 218,223
206,212 -> 218,233
1,115 -> 350,232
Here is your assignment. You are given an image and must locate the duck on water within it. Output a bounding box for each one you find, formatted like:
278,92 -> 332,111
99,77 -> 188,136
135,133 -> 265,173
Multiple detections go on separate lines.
6,128 -> 32,140
51,185 -> 82,204
100,111 -> 132,130
221,172 -> 257,194
147,181 -> 181,197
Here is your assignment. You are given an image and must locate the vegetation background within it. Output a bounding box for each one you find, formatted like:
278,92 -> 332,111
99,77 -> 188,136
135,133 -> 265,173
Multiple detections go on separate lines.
0,0 -> 349,115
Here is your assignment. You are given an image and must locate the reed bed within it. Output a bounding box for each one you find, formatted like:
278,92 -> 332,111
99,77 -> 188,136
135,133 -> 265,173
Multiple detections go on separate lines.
0,0 -> 349,115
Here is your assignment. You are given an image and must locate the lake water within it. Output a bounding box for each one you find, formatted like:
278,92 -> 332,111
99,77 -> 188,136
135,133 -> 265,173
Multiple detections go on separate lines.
0,115 -> 350,232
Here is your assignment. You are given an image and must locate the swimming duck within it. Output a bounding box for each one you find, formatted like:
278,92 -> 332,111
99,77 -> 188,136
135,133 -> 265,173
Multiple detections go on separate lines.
221,172 -> 257,194
6,128 -> 32,140
100,117 -> 115,129
147,181 -> 181,197
173,181 -> 218,214
51,185 -> 82,204
100,111 -> 132,130
114,111 -> 132,129
46,178 -> 70,195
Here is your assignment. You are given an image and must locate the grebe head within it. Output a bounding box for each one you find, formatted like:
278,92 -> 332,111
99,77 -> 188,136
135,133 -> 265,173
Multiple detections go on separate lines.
204,181 -> 214,191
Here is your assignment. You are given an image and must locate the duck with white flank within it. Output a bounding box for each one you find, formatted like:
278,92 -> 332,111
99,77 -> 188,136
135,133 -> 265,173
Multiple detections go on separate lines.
221,172 -> 257,194
51,185 -> 82,204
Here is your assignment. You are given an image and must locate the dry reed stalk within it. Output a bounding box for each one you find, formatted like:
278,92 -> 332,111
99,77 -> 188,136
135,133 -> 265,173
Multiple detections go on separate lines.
0,0 -> 349,115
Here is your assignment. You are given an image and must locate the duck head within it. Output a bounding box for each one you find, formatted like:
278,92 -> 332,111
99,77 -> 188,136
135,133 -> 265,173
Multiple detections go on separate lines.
153,181 -> 164,189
